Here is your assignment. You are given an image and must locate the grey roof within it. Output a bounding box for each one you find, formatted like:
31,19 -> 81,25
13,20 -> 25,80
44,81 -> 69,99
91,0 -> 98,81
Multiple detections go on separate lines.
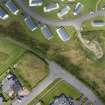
2,77 -> 15,93
92,20 -> 105,26
50,94 -> 74,105
2,74 -> 22,94
31,0 -> 43,4
0,97 -> 3,105
41,25 -> 53,40
56,27 -> 70,41
24,17 -> 38,31
57,5 -> 70,17
44,3 -> 59,10
74,2 -> 83,15
6,0 -> 19,14
0,8 -> 6,18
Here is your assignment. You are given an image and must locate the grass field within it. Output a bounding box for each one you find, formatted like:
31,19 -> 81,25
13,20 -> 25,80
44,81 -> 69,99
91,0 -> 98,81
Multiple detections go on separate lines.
0,39 -> 25,76
29,79 -> 81,105
15,52 -> 48,90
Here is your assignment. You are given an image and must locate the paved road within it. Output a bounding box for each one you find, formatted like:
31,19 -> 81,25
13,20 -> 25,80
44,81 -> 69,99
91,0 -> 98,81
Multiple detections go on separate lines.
13,0 -> 105,105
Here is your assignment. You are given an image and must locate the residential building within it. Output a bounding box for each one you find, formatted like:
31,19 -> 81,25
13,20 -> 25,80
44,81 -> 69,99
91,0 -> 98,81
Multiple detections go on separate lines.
2,73 -> 22,98
56,27 -> 70,41
0,97 -> 3,105
29,0 -> 43,7
43,3 -> 59,13
24,17 -> 38,31
57,5 -> 70,18
5,0 -> 19,15
91,20 -> 105,27
0,8 -> 9,20
73,2 -> 83,16
41,25 -> 53,40
50,94 -> 74,105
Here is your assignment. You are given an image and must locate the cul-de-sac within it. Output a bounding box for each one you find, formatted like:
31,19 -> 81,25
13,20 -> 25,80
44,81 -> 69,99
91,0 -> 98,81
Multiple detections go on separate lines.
0,0 -> 105,105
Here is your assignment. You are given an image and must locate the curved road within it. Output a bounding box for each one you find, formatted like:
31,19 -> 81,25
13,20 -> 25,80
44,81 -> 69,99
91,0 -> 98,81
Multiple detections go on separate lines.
13,0 -> 105,105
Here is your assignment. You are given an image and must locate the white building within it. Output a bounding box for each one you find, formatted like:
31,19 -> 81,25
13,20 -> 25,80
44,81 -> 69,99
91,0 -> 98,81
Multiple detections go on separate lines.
91,20 -> 105,27
57,5 -> 70,18
56,27 -> 70,42
29,0 -> 43,7
43,3 -> 59,13
73,2 -> 83,16
0,9 -> 9,20
5,0 -> 19,15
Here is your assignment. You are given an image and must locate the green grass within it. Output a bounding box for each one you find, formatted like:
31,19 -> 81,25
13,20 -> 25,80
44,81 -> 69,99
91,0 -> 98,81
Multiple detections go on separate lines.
0,39 -> 25,76
29,79 -> 81,105
14,52 -> 48,90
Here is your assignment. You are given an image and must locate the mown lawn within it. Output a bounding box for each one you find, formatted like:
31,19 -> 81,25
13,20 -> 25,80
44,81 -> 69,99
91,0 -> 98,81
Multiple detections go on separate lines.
0,39 -> 25,76
29,79 -> 81,105
14,52 -> 48,90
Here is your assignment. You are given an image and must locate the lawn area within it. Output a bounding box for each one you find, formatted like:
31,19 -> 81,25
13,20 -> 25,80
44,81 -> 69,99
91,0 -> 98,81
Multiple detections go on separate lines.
14,52 -> 48,90
29,79 -> 81,105
0,39 -> 25,76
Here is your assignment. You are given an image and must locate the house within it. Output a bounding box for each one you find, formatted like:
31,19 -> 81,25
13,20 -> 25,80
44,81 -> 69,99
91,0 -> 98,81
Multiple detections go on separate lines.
57,5 -> 70,18
41,25 -> 53,40
24,17 -> 38,31
0,97 -> 3,105
0,8 -> 9,20
56,27 -> 70,41
43,3 -> 59,12
73,2 -> 83,16
2,73 -> 22,98
91,20 -> 105,27
50,94 -> 74,105
5,0 -> 19,15
29,0 -> 43,7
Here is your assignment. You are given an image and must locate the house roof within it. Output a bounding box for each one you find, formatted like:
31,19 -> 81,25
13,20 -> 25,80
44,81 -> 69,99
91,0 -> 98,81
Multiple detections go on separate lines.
0,9 -> 6,17
57,5 -> 70,18
29,0 -> 43,6
6,0 -> 19,15
43,3 -> 59,12
0,8 -> 8,20
41,25 -> 53,40
50,94 -> 74,105
24,17 -> 38,31
73,2 -> 83,15
91,20 -> 105,27
0,97 -> 3,105
56,27 -> 70,41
